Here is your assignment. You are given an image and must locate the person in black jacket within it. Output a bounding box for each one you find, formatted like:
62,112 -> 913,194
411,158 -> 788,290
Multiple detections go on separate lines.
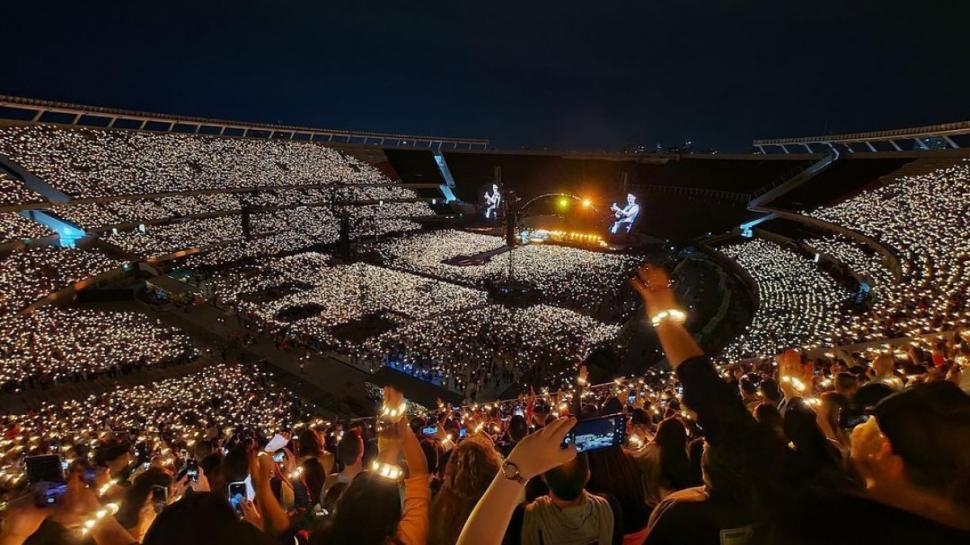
629,264 -> 970,545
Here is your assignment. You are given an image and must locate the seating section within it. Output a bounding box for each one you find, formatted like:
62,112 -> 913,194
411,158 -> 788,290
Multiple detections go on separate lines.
0,211 -> 52,242
718,238 -> 851,360
104,216 -> 244,258
807,160 -> 970,343
1,363 -> 304,443
719,159 -> 969,360
0,125 -> 392,198
0,307 -> 196,390
804,234 -> 894,286
0,246 -> 123,315
0,171 -> 44,206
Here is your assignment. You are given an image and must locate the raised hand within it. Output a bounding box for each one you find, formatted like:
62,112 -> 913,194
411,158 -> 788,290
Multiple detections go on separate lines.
778,349 -> 813,398
629,264 -> 677,318
505,417 -> 577,480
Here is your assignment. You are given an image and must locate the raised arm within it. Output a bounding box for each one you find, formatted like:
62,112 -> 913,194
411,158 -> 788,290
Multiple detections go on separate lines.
630,264 -> 756,446
456,417 -> 577,545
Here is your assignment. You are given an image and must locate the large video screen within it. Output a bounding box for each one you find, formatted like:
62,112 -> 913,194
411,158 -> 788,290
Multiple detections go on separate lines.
480,183 -> 502,220
608,193 -> 640,234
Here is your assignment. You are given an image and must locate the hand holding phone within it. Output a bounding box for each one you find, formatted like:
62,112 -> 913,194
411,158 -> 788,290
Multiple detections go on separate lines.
26,455 -> 67,507
561,413 -> 626,453
185,459 -> 199,482
228,481 -> 247,514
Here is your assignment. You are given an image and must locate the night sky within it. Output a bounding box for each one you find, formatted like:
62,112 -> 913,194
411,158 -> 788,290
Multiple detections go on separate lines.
4,1 -> 968,151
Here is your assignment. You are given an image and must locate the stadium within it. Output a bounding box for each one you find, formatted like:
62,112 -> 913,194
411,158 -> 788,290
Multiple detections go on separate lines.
1,3 -> 969,544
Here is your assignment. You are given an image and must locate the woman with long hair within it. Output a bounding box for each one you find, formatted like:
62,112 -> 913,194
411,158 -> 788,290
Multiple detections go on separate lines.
587,446 -> 651,544
429,440 -> 503,545
636,416 -> 696,507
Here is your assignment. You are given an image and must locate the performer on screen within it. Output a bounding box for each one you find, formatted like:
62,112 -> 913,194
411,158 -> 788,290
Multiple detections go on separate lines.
610,193 -> 640,234
484,183 -> 501,219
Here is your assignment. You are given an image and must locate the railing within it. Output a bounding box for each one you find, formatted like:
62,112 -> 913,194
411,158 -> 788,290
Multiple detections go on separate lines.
0,94 -> 489,150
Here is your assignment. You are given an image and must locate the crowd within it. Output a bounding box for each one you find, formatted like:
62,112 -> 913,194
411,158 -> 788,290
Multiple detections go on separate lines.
365,230 -> 641,314
807,160 -> 970,346
0,246 -> 123,315
0,171 -> 43,207
0,307 -> 197,391
201,249 -> 623,396
803,234 -> 895,287
0,213 -> 52,243
0,125 -> 396,199
232,262 -> 487,352
718,161 -> 969,362
250,208 -> 339,239
182,232 -> 326,269
718,239 -> 851,361
1,266 -> 967,545
358,304 -> 620,397
105,217 -> 244,259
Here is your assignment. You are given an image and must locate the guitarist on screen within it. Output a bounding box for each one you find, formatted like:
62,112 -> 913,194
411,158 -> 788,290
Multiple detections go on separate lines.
609,193 -> 640,234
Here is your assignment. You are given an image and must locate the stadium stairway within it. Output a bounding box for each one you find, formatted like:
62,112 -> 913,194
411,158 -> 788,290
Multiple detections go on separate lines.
747,151 -> 838,209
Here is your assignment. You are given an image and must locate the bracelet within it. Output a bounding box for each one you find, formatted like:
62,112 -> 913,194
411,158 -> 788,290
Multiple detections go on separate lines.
380,401 -> 407,420
370,461 -> 403,480
649,308 -> 686,327
79,502 -> 120,536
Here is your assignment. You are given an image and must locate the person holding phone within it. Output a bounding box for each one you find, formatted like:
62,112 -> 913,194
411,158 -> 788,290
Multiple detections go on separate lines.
114,467 -> 174,542
311,386 -> 430,545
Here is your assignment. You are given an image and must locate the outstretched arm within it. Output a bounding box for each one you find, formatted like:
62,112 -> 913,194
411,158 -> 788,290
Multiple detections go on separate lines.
456,417 -> 577,545
630,264 -> 757,447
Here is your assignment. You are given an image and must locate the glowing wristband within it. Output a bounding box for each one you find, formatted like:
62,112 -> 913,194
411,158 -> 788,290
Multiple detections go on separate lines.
650,309 -> 686,327
380,401 -> 407,421
78,502 -> 120,535
370,461 -> 403,480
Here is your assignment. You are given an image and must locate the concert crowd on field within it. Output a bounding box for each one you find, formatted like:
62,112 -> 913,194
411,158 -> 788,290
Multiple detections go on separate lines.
200,246 -> 622,398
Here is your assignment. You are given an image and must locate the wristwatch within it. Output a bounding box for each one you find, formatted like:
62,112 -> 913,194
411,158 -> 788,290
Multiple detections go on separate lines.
501,460 -> 526,484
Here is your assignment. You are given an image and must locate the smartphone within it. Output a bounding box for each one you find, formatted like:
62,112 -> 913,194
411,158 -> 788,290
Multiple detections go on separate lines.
272,450 -> 286,463
627,394 -> 637,404
228,481 -> 247,513
841,412 -> 869,430
151,485 -> 168,514
421,426 -> 438,436
185,459 -> 199,482
513,408 -> 525,417
459,428 -> 467,438
561,413 -> 627,454
26,455 -> 66,507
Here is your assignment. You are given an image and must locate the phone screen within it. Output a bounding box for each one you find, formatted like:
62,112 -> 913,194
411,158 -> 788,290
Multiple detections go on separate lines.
228,482 -> 247,512
561,414 -> 626,453
26,455 -> 67,507
185,459 -> 199,482
272,450 -> 285,463
26,455 -> 65,485
421,426 -> 438,436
